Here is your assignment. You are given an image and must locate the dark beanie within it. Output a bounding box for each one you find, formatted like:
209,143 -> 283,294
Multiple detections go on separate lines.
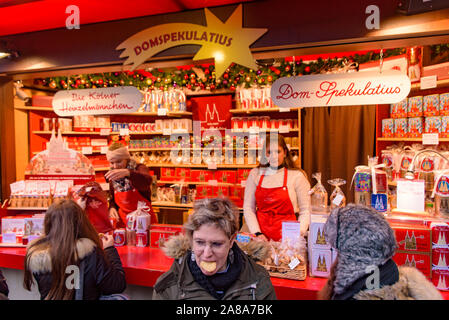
323,204 -> 397,294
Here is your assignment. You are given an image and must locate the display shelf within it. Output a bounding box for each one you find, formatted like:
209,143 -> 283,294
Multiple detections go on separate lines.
410,78 -> 449,92
128,147 -> 299,152
230,107 -> 301,114
14,106 -> 54,112
151,201 -> 193,208
139,163 -> 258,169
121,111 -> 192,117
377,137 -> 449,142
156,180 -> 237,187
6,207 -> 47,211
33,130 -> 102,135
231,128 -> 299,133
126,131 -> 191,135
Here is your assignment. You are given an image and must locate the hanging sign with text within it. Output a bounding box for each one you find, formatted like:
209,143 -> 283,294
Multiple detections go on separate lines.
52,86 -> 142,116
116,5 -> 267,78
271,70 -> 411,108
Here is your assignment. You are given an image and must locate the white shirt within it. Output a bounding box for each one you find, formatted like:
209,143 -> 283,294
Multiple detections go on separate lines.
243,167 -> 311,236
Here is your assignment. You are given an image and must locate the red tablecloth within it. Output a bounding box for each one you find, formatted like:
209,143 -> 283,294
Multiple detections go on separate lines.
0,246 -> 446,300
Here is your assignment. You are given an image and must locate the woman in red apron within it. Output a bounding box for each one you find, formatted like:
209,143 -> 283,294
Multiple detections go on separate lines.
243,134 -> 311,241
105,143 -> 158,228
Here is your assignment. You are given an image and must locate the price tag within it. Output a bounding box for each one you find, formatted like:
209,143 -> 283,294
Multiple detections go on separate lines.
332,194 -> 344,206
288,257 -> 300,270
207,162 -> 217,170
163,128 -> 172,136
158,108 -> 168,116
397,179 -> 425,212
281,221 -> 301,245
82,146 -> 93,154
2,233 -> 16,244
279,125 -> 289,133
119,128 -> 129,136
240,180 -> 246,188
249,127 -> 259,134
422,133 -> 439,145
420,75 -> 437,90
100,146 -> 109,154
279,107 -> 290,112
100,128 -> 111,136
208,180 -> 218,186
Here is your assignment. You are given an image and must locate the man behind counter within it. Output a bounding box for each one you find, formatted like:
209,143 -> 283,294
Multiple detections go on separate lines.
105,142 -> 158,228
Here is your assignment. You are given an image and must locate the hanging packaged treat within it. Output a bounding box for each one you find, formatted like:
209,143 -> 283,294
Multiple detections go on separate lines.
382,118 -> 394,138
308,172 -> 328,214
353,166 -> 372,206
417,151 -> 439,192
432,172 -> 449,218
328,178 -> 346,209
381,148 -> 394,181
399,148 -> 416,179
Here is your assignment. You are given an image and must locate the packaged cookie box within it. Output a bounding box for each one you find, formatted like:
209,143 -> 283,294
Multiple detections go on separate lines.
432,268 -> 449,291
1,216 -> 27,238
393,251 -> 431,279
391,224 -> 431,253
190,170 -> 214,183
408,117 -> 423,138
174,168 -> 191,180
441,116 -> 449,138
160,168 -> 176,181
215,170 -> 237,184
212,186 -> 230,198
382,118 -> 394,138
308,215 -> 331,250
407,96 -> 423,117
433,247 -> 449,269
195,185 -> 214,199
237,169 -> 252,183
394,118 -> 408,138
440,93 -> 449,116
425,116 -> 442,134
309,248 -> 332,278
73,115 -> 95,132
391,99 -> 408,118
423,94 -> 439,117
431,222 -> 449,247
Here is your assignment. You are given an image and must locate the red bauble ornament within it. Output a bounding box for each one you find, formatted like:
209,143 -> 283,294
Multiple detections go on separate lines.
304,66 -> 311,73
191,78 -> 196,84
285,65 -> 291,72
239,69 -> 244,75
184,74 -> 189,80
230,85 -> 236,91
267,75 -> 273,82
190,73 -> 196,78
187,84 -> 192,90
223,73 -> 229,79
98,79 -> 104,85
210,84 -> 216,90
75,79 -> 81,86
274,69 -> 281,75
205,69 -> 210,75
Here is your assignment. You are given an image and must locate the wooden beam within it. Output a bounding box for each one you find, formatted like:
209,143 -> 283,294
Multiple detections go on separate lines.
0,77 -> 16,201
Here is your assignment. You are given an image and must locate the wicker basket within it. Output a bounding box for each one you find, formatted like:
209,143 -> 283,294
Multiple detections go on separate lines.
258,262 -> 307,281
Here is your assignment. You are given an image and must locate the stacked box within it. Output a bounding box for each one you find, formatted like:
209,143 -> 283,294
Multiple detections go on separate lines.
425,116 -> 442,134
213,186 -> 229,198
408,117 -> 423,138
431,222 -> 449,290
441,116 -> 449,138
390,103 -> 398,118
408,96 -> 423,117
215,170 -> 237,184
190,170 -> 214,183
382,118 -> 394,138
308,215 -> 333,278
237,169 -> 252,183
149,224 -> 183,248
440,93 -> 449,116
423,95 -> 439,117
196,185 -> 214,199
395,99 -> 408,118
160,168 -> 176,181
394,118 -> 408,138
391,223 -> 432,279
174,168 -> 191,180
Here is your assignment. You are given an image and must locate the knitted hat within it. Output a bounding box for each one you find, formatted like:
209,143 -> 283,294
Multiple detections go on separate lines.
106,143 -> 130,162
323,204 -> 397,294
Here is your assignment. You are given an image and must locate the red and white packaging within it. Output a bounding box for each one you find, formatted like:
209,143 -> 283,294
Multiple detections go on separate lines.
136,231 -> 149,247
215,170 -> 237,184
196,185 -> 214,199
160,168 -> 176,181
431,222 -> 449,247
150,230 -> 176,248
391,225 -> 432,253
1,216 -> 26,236
213,186 -> 229,198
393,251 -> 432,279
174,168 -> 191,180
432,268 -> 449,291
432,247 -> 449,268
190,170 -> 214,183
113,229 -> 126,246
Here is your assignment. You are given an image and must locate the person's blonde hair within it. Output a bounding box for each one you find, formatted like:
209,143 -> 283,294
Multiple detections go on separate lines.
184,198 -> 239,240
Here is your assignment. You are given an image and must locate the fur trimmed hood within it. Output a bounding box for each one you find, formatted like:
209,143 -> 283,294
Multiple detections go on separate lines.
354,266 -> 443,300
27,238 -> 97,274
160,233 -> 270,262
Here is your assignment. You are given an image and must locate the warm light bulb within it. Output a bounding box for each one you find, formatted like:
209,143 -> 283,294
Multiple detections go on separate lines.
214,51 -> 224,63
0,52 -> 10,59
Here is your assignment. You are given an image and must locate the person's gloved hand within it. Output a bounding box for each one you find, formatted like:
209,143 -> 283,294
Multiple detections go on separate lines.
105,169 -> 130,181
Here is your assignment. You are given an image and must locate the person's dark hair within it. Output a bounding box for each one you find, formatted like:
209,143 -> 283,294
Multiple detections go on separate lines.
23,199 -> 102,300
258,133 -> 298,170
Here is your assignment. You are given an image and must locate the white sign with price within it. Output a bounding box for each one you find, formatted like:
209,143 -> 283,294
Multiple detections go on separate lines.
281,221 -> 301,245
422,133 -> 439,145
396,179 -> 425,212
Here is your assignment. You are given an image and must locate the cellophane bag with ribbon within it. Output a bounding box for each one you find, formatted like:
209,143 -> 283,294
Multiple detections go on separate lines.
308,172 -> 328,214
126,201 -> 151,246
73,181 -> 113,234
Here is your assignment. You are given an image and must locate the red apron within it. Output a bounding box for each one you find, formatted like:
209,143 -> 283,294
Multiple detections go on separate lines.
114,188 -> 158,228
255,168 -> 296,241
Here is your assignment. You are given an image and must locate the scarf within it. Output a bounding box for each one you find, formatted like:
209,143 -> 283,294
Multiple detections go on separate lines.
187,243 -> 243,300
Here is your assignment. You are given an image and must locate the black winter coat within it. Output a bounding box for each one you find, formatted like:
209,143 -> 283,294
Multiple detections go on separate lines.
27,238 -> 126,300
0,270 -> 8,298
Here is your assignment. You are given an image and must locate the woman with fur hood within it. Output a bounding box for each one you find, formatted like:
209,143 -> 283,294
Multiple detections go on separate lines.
24,199 -> 127,300
318,204 -> 442,300
153,197 -> 276,300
